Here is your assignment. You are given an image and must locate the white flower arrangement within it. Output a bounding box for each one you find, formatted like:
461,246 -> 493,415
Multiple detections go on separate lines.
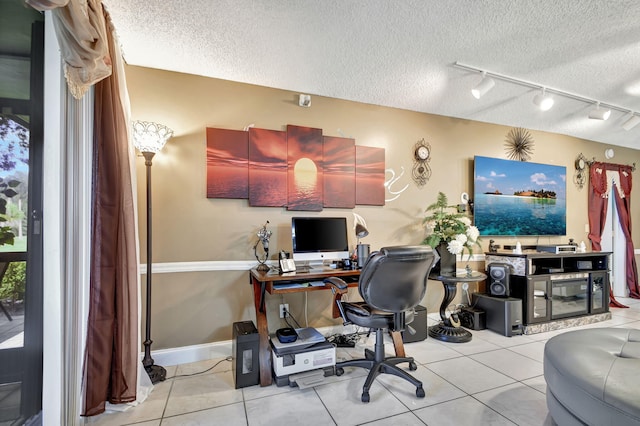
422,192 -> 481,259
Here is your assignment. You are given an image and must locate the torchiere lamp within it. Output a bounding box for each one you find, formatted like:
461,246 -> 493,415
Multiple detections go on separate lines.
132,120 -> 173,384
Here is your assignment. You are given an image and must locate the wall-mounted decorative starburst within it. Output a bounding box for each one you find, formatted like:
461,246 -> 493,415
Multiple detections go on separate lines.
504,127 -> 534,161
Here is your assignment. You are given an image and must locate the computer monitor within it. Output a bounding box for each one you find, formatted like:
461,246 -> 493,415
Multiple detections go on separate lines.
291,217 -> 350,268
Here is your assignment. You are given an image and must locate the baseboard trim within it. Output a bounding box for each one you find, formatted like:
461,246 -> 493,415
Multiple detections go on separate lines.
148,324 -> 354,367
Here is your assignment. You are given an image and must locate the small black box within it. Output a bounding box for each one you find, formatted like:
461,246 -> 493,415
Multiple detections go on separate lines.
459,306 -> 486,330
402,305 -> 427,343
232,321 -> 260,389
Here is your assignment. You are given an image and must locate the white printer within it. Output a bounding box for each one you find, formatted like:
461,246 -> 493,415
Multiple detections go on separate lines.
270,327 -> 336,386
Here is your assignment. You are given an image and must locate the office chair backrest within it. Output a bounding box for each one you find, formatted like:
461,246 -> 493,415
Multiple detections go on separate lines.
358,245 -> 438,313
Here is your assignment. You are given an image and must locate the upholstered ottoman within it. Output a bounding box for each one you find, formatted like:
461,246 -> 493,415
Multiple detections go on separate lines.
544,328 -> 640,425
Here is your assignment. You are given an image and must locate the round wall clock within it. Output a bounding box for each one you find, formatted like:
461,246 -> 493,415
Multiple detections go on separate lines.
412,139 -> 432,187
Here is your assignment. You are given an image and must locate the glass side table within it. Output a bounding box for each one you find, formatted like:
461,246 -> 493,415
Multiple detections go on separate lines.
428,270 -> 487,343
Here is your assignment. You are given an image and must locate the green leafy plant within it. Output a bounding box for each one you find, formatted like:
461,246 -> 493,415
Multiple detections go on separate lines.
422,192 -> 481,259
0,177 -> 20,246
0,262 -> 25,303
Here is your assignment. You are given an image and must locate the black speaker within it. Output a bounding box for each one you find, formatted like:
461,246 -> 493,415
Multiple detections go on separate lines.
487,263 -> 511,297
459,306 -> 486,330
472,293 -> 523,337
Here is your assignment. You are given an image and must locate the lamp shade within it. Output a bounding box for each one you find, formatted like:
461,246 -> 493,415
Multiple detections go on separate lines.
471,76 -> 495,99
132,121 -> 174,153
588,104 -> 611,120
533,89 -> 554,111
353,213 -> 369,239
622,114 -> 640,131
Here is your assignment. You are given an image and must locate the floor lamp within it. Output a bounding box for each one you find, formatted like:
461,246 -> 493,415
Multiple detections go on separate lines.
132,120 -> 173,384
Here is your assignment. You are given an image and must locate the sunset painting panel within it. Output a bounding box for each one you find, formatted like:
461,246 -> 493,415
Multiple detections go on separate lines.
323,136 -> 355,208
206,128 -> 249,199
356,145 -> 385,206
248,128 -> 287,207
287,125 -> 323,211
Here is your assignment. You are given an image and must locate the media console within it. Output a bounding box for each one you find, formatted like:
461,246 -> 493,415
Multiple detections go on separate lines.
485,251 -> 611,326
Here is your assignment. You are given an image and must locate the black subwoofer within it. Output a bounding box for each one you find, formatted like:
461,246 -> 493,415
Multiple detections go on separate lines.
487,263 -> 511,297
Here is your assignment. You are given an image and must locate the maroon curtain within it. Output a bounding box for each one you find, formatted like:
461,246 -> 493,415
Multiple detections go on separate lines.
82,6 -> 139,416
588,162 -> 639,307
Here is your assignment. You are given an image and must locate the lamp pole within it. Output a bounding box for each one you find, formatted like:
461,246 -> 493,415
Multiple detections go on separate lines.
141,151 -> 166,383
132,120 -> 172,384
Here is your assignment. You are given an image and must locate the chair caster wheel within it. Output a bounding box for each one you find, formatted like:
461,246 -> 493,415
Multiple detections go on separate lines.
416,386 -> 425,398
361,392 -> 370,403
335,367 -> 344,376
409,361 -> 417,371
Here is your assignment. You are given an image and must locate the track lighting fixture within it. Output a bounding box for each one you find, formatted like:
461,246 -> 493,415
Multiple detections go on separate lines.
622,113 -> 640,131
589,102 -> 611,120
454,62 -> 638,123
471,72 -> 495,99
533,88 -> 554,111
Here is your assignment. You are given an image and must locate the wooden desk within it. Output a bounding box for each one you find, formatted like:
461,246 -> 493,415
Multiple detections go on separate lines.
249,267 -> 361,386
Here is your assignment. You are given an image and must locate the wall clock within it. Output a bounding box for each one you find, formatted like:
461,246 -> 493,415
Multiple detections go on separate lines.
412,138 -> 431,187
574,152 -> 588,189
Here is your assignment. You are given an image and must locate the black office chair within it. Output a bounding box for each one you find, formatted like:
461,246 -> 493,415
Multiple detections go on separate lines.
324,245 -> 438,403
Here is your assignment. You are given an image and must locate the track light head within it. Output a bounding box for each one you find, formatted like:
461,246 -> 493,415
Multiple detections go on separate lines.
622,114 -> 640,131
533,88 -> 554,111
589,103 -> 611,120
471,72 -> 495,99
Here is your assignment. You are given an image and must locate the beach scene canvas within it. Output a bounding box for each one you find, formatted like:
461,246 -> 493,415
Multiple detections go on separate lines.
473,156 -> 566,236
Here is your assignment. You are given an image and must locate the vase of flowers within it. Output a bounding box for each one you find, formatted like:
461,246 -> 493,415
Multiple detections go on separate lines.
422,192 -> 481,274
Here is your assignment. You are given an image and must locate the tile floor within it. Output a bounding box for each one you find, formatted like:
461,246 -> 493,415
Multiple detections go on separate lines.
87,297 -> 640,426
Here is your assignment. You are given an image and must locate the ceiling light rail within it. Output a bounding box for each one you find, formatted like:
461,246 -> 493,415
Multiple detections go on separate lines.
454,62 -> 638,125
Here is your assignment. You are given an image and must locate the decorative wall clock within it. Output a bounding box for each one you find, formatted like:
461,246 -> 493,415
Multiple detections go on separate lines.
412,138 -> 431,187
505,127 -> 534,161
574,152 -> 588,189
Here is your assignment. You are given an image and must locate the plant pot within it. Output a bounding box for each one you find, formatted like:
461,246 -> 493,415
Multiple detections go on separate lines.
434,241 -> 456,275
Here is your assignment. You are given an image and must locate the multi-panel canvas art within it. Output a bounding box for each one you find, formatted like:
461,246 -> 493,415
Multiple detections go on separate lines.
206,128 -> 248,199
206,124 -> 385,210
248,128 -> 287,207
323,136 -> 356,209
355,146 -> 385,206
286,125 -> 324,211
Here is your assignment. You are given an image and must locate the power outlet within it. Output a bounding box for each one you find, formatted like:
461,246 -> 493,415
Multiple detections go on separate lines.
279,303 -> 289,318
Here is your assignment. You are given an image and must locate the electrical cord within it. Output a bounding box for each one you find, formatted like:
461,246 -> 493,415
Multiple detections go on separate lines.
284,307 -> 301,329
165,356 -> 233,380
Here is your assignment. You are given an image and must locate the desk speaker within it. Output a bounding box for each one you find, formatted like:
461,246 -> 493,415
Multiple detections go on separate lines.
487,263 -> 511,297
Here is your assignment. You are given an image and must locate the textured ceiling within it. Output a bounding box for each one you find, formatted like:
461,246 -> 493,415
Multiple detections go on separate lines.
102,0 -> 640,150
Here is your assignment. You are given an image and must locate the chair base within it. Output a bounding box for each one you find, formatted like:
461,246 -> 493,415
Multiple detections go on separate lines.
335,329 -> 425,402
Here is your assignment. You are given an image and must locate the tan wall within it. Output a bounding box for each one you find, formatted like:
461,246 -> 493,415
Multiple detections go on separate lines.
126,65 -> 640,350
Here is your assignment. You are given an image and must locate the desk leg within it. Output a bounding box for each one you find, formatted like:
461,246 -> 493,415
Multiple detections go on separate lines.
391,331 -> 405,357
251,278 -> 272,386
428,281 -> 472,343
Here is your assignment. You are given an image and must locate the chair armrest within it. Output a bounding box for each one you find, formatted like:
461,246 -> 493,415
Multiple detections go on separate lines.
324,277 -> 349,319
324,277 -> 348,291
